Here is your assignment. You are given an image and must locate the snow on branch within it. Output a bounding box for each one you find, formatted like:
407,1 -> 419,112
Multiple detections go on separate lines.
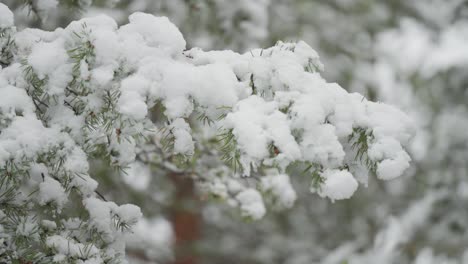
0,4 -> 414,263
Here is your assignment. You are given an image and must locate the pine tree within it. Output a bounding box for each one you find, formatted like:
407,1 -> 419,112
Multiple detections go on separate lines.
0,2 -> 416,263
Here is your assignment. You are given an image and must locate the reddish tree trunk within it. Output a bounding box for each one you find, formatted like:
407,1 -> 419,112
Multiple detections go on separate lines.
170,172 -> 200,264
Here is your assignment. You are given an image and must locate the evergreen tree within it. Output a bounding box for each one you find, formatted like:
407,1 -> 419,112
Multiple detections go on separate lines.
0,2 -> 415,263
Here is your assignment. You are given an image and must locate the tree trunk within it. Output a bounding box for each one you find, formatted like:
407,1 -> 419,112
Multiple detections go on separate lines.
170,172 -> 201,264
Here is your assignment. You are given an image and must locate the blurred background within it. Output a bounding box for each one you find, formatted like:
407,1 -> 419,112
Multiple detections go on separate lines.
2,0 -> 468,263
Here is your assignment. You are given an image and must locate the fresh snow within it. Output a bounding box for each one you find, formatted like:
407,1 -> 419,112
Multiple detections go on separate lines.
0,4 -> 415,262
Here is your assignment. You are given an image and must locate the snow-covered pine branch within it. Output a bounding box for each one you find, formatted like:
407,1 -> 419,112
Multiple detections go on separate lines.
0,3 -> 414,263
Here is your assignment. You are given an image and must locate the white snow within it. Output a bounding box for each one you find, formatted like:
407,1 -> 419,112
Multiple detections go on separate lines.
38,177 -> 68,209
0,4 -> 418,261
0,3 -> 13,28
315,169 -> 358,201
126,218 -> 174,260
27,40 -> 69,80
119,12 -> 186,56
236,188 -> 266,220
171,118 -> 195,155
123,161 -> 151,190
368,138 -> 411,180
37,0 -> 58,12
84,197 -> 142,242
46,235 -> 100,261
118,75 -> 151,120
261,172 -> 297,209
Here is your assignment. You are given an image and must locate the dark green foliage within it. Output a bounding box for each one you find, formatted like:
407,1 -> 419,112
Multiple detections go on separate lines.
217,128 -> 242,173
348,127 -> 377,173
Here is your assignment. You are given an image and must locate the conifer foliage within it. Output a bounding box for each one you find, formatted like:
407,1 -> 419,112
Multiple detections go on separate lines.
0,3 -> 413,263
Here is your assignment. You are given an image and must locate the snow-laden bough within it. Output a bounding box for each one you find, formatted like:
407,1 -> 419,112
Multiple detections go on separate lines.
0,4 -> 414,263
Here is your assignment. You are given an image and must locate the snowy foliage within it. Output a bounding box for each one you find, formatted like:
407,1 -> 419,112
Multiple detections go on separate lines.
0,2 -> 417,263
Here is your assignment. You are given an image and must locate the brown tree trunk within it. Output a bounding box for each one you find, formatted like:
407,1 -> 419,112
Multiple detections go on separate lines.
170,172 -> 201,264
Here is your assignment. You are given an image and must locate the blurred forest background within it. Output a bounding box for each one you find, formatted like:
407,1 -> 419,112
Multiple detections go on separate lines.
2,0 -> 468,263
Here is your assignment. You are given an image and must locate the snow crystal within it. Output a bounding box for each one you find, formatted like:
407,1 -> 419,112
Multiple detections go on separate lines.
190,63 -> 242,110
70,173 -> 98,197
64,14 -> 117,38
0,3 -> 13,28
27,40 -> 69,80
261,172 -> 297,209
31,165 -> 50,181
120,12 -> 186,56
315,169 -> 358,201
118,75 -> 151,120
63,148 -> 89,174
224,96 -> 301,175
84,197 -> 117,238
41,220 -> 57,230
46,235 -> 100,260
0,85 -> 34,115
37,0 -> 58,12
16,217 -> 39,241
116,203 -> 143,226
38,177 -> 68,209
126,218 -> 174,260
236,189 -> 266,220
171,118 -> 195,155
368,138 -> 411,180
90,66 -> 114,87
123,161 -> 151,190
300,124 -> 345,168
84,197 -> 142,242
0,116 -> 60,164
